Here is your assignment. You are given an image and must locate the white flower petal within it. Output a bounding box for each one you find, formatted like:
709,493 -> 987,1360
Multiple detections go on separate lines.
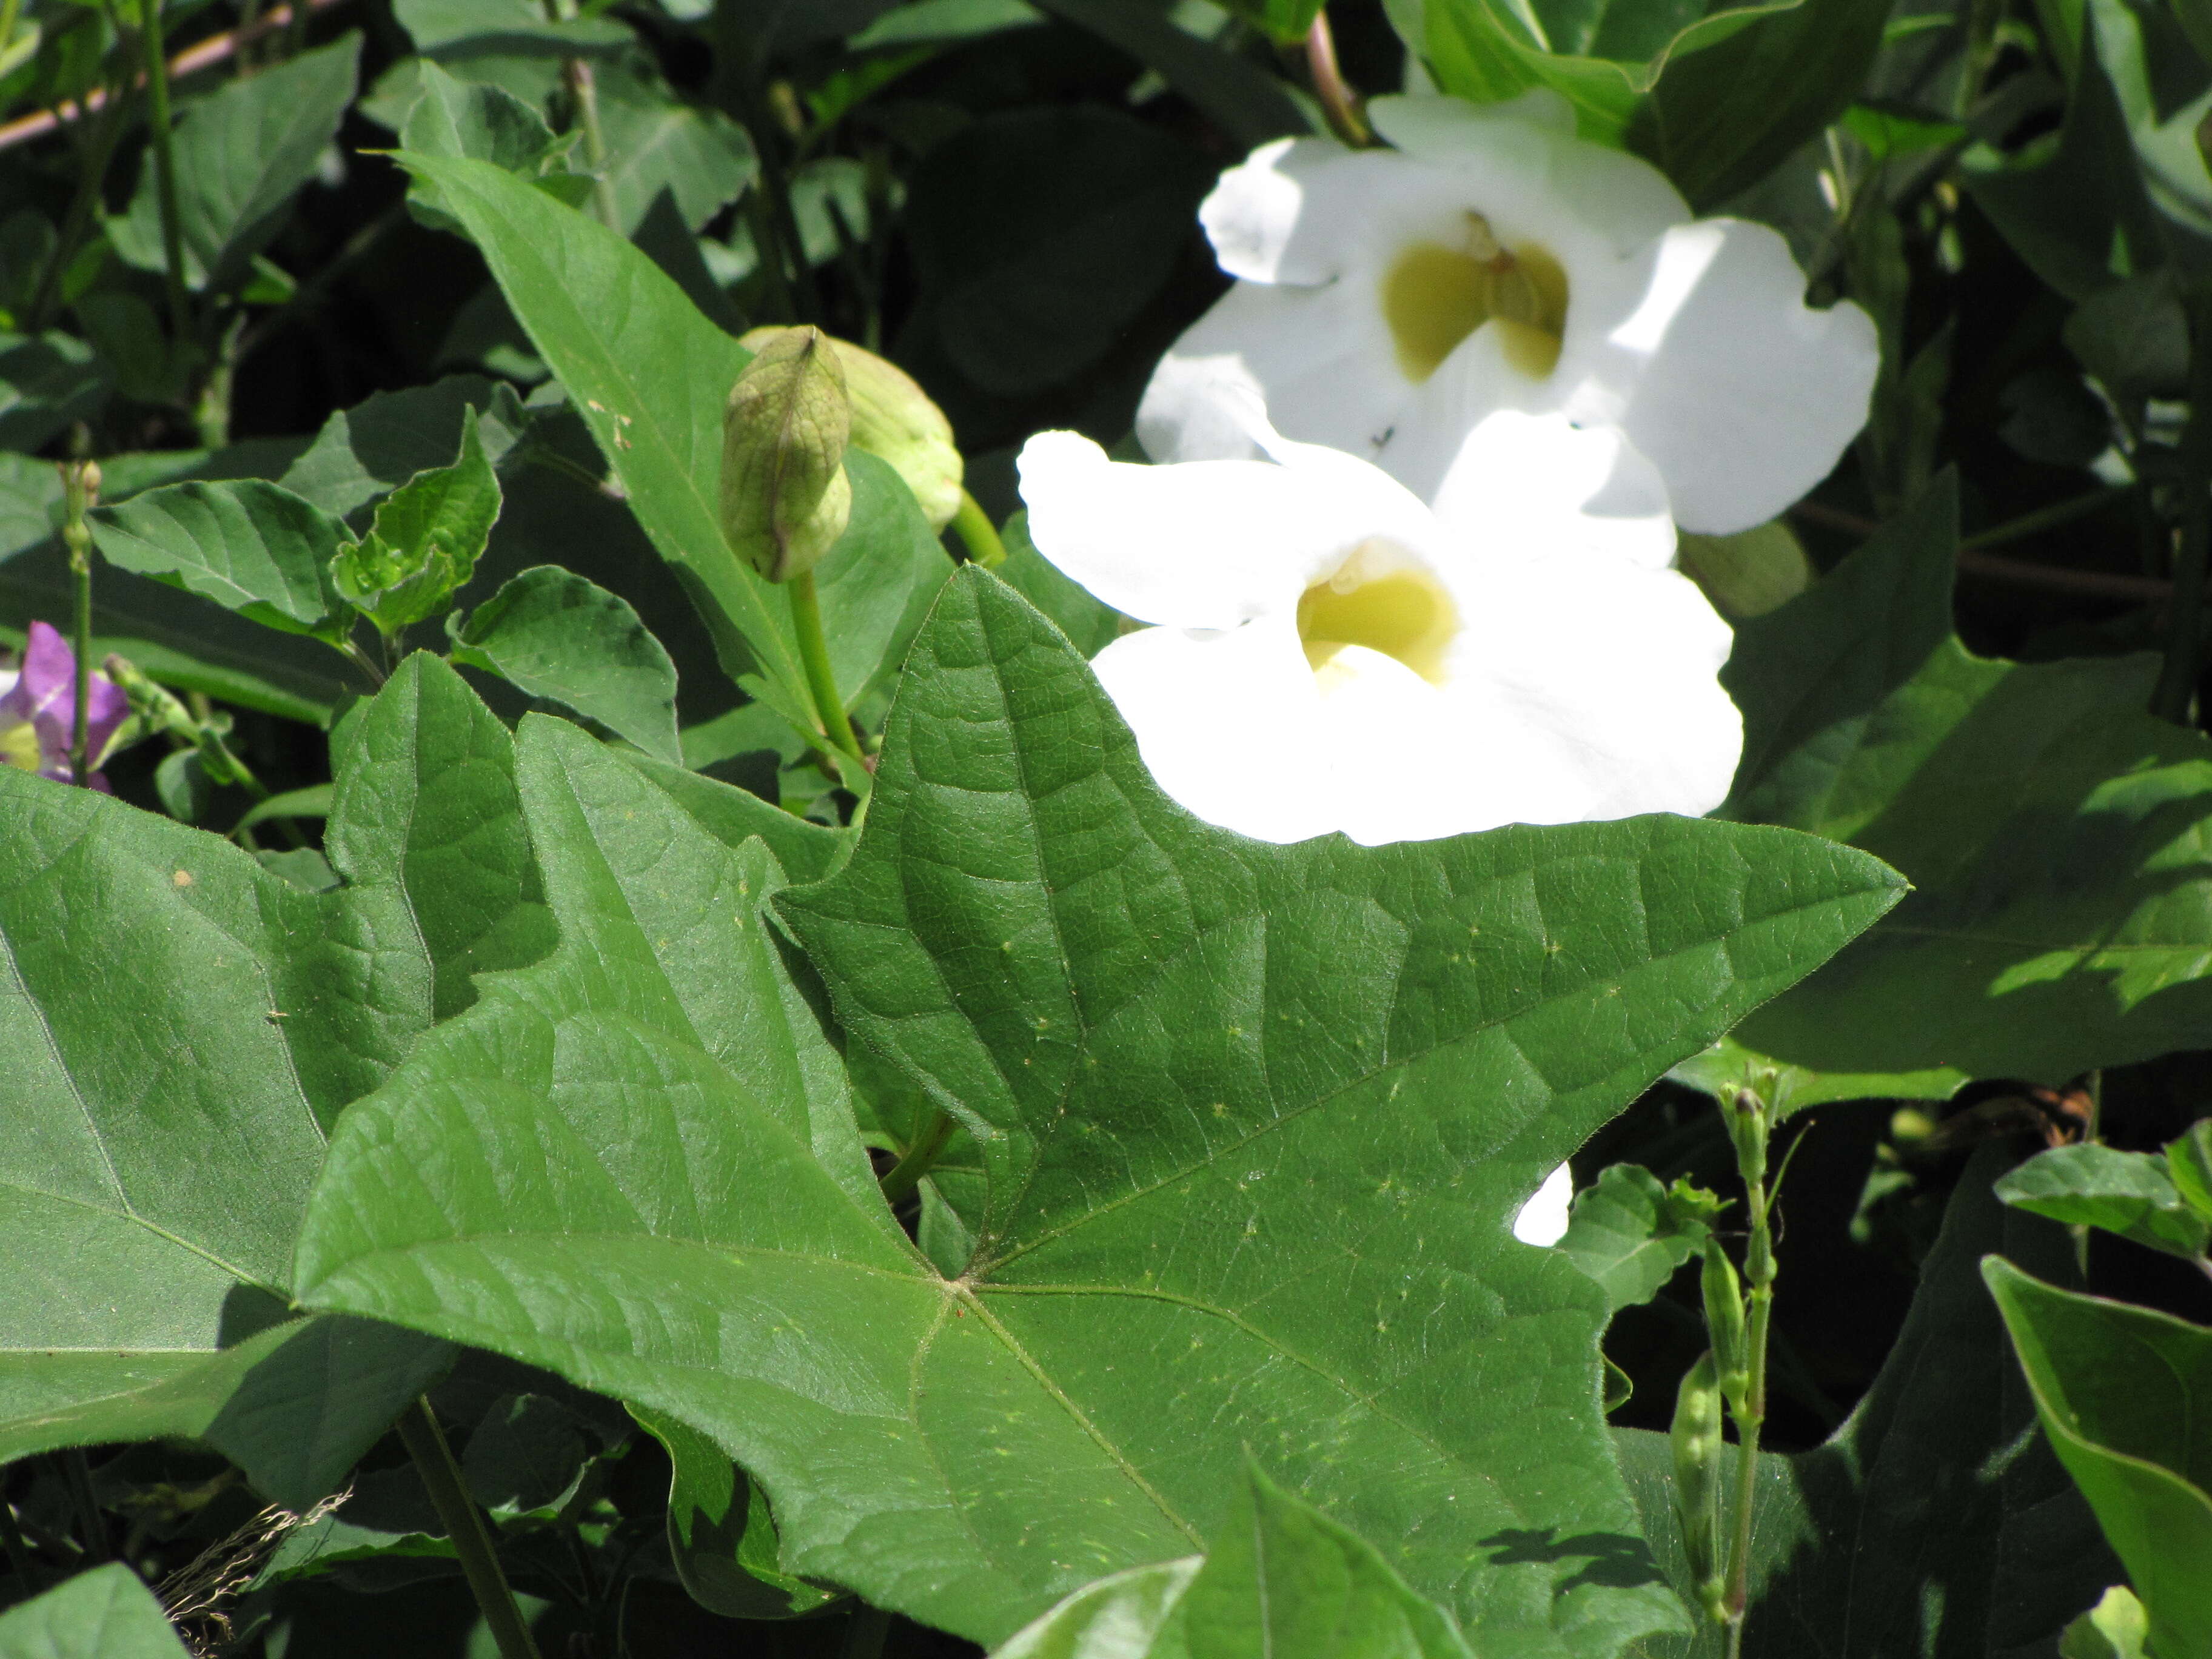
1424,413 -> 1677,572
1601,218 -> 1880,534
1091,619 -> 1342,845
1455,554 -> 1741,822
1513,1161 -> 1575,1245
1017,430 -> 1433,629
1138,278 -> 1406,466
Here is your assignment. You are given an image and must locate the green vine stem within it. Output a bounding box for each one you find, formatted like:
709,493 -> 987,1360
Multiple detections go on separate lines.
397,1398 -> 546,1659
950,489 -> 1005,568
136,0 -> 192,349
58,447 -> 98,788
786,569 -> 865,765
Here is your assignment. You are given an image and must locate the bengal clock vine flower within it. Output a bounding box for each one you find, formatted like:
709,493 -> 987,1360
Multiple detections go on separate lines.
1138,90 -> 1879,537
0,622 -> 129,791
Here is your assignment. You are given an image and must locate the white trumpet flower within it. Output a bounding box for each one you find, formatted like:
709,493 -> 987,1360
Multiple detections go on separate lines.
1015,409 -> 1741,848
1138,90 -> 1879,537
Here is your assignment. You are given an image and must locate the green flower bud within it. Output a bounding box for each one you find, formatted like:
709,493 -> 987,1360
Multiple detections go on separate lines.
1670,1350 -> 1728,1624
1702,1238 -> 1751,1410
743,327 -> 963,531
721,326 -> 852,583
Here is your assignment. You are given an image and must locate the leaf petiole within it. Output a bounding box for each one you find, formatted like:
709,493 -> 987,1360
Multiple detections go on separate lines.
877,1109 -> 956,1208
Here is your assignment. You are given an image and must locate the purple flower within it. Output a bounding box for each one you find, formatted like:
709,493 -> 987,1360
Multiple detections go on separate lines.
0,622 -> 129,789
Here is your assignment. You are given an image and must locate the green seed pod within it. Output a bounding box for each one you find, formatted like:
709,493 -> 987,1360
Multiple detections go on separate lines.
720,326 -> 852,583
1670,1350 -> 1729,1624
1702,1238 -> 1751,1410
741,327 -> 963,531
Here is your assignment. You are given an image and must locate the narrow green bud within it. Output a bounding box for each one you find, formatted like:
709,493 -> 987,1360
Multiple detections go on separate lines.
2168,1119 -> 2212,1224
741,327 -> 963,531
1702,1238 -> 1751,1410
720,326 -> 852,583
1670,1351 -> 1729,1624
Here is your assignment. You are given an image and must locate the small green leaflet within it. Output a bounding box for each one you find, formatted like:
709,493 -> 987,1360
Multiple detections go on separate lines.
332,406 -> 503,637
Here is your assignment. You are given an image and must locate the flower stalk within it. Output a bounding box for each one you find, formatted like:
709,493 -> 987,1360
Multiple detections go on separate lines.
1302,10 -> 1370,148
951,489 -> 1005,568
396,1398 -> 545,1659
788,569 -> 864,766
1714,1082 -> 1778,1657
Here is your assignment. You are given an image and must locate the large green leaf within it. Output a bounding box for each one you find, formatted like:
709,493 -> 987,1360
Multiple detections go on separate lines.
994,1465 -> 1470,1658
1985,1260 -> 2212,1659
1619,1145 -> 2117,1657
0,657 -> 548,1501
110,35 -> 362,293
0,1565 -> 192,1659
295,569 -> 1902,1648
1693,475 -> 2212,1105
388,152 -> 946,736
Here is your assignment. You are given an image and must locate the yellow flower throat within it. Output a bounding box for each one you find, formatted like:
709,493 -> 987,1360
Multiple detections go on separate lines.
1298,541 -> 1458,689
1382,213 -> 1567,383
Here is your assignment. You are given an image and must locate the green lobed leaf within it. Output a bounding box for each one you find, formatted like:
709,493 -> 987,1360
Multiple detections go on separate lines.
295,568 -> 1903,1647
0,657 -> 548,1498
90,478 -> 355,644
452,565 -> 680,763
110,35 -> 361,293
1995,1142 -> 2212,1261
1620,1144 -> 2119,1658
1697,474 -> 2212,1105
1985,1260 -> 2212,1659
331,406 -> 504,635
592,63 -> 759,235
0,1564 -> 192,1659
611,747 -> 846,883
1557,1165 -> 1724,1313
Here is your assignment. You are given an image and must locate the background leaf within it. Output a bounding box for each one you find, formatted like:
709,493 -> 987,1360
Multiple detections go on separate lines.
0,658 -> 546,1500
1704,475 -> 2212,1105
1995,1143 -> 2212,1261
0,1564 -> 192,1659
110,35 -> 362,293
90,478 -> 353,643
452,565 -> 681,763
1557,1165 -> 1722,1313
1985,1259 -> 2212,1659
1619,1145 -> 2119,1658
